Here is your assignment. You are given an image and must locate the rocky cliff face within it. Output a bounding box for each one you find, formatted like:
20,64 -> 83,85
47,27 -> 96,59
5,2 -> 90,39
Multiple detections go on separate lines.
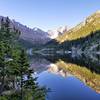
11,20 -> 50,45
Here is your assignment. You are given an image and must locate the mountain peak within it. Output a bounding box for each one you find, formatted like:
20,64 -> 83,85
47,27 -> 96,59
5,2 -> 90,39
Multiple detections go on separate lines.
48,26 -> 67,39
57,26 -> 67,33
33,27 -> 38,31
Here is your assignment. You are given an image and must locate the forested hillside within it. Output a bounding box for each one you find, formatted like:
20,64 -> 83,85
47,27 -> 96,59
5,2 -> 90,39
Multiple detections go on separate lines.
56,11 -> 100,43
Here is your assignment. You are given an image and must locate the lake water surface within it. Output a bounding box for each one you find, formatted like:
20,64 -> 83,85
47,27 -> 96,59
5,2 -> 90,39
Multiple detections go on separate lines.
29,54 -> 100,100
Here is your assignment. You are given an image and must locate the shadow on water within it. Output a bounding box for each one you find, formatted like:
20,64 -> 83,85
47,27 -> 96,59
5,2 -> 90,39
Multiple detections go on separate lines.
43,53 -> 100,74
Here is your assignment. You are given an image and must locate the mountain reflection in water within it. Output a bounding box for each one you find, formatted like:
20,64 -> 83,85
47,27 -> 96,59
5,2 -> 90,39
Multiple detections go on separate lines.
29,54 -> 100,100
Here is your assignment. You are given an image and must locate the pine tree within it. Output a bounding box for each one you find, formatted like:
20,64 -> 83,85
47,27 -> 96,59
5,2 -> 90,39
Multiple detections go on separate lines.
17,49 -> 29,100
16,49 -> 47,100
0,42 -> 6,95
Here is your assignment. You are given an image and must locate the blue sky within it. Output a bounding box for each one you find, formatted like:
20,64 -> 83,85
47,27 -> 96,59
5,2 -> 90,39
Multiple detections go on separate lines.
0,0 -> 100,31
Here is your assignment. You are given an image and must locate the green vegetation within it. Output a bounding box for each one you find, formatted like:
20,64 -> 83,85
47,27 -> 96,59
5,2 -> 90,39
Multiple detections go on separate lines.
0,17 -> 47,100
56,12 -> 100,43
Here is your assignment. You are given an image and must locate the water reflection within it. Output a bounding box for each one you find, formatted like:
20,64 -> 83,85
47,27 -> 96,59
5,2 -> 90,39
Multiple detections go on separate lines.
29,55 -> 50,73
29,54 -> 100,100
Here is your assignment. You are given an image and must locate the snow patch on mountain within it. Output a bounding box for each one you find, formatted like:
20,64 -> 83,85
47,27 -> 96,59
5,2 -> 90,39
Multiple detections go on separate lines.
48,26 -> 67,39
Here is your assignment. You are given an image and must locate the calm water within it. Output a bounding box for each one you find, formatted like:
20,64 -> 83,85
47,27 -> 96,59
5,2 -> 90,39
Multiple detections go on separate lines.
29,54 -> 100,100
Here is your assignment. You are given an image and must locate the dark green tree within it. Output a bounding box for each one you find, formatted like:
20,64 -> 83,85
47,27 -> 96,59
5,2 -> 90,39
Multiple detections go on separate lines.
17,49 -> 47,100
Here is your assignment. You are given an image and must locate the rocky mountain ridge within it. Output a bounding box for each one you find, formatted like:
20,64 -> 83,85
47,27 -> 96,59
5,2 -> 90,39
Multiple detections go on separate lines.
0,16 -> 67,45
